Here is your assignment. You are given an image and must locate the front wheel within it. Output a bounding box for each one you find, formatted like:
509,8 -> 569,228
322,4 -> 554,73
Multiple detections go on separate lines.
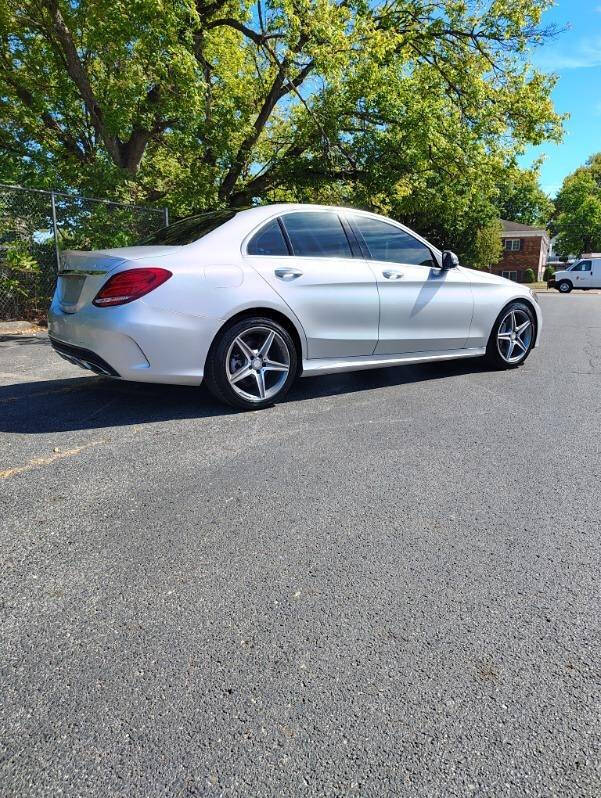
485,301 -> 536,370
204,317 -> 298,410
557,280 -> 572,293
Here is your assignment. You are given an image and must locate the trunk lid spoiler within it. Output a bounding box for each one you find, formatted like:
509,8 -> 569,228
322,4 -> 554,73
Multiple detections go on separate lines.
58,246 -> 180,275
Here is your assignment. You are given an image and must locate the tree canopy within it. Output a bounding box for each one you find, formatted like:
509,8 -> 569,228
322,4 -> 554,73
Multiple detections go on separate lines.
1,0 -> 562,265
495,163 -> 553,227
553,153 -> 601,257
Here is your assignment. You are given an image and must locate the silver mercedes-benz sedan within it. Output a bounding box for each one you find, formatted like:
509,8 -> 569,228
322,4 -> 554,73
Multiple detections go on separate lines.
49,204 -> 542,410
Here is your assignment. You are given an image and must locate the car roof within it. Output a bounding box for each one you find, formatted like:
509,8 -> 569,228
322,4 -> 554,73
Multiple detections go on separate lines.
234,202 -> 384,220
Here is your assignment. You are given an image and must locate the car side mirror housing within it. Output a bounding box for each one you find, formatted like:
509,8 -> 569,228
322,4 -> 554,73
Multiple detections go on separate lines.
442,250 -> 459,270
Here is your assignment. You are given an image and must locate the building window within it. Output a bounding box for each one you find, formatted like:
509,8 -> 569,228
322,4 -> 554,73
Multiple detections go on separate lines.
502,270 -> 518,281
504,239 -> 521,252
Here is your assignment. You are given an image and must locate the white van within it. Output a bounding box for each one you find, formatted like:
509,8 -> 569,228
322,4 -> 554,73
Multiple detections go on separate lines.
550,255 -> 601,293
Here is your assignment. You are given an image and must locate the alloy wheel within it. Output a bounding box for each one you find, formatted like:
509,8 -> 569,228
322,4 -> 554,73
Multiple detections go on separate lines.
496,309 -> 533,364
225,326 -> 291,402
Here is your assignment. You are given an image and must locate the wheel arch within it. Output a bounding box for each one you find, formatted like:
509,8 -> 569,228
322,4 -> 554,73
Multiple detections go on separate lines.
514,296 -> 538,320
488,296 -> 539,347
207,306 -> 306,373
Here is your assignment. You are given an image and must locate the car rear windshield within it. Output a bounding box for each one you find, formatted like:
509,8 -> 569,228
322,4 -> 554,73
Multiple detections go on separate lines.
139,210 -> 237,245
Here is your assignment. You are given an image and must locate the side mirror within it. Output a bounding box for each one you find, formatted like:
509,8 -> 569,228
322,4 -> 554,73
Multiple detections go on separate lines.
442,250 -> 459,270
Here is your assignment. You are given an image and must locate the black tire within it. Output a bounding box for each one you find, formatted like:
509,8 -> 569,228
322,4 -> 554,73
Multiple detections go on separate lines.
204,316 -> 298,410
485,300 -> 536,370
557,280 -> 572,294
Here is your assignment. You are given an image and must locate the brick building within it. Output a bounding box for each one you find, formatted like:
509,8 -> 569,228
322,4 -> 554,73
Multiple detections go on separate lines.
492,220 -> 550,282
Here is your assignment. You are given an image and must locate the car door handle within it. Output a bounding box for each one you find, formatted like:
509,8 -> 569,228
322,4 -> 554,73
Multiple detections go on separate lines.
274,267 -> 303,280
382,269 -> 404,280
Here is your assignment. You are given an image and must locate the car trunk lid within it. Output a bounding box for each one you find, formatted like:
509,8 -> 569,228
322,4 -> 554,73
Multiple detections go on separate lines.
57,246 -> 179,313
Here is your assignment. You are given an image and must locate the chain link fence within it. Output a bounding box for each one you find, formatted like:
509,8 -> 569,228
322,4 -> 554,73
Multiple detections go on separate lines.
0,185 -> 168,321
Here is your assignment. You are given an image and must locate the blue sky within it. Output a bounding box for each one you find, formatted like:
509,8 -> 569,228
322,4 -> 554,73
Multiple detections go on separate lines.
521,0 -> 601,197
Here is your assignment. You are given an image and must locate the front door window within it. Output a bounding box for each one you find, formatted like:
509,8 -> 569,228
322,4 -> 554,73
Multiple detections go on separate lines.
571,260 -> 591,272
349,215 -> 436,267
571,260 -> 592,286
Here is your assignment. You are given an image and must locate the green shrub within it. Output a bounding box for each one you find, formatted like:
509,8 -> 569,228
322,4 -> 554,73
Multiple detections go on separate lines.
0,241 -> 43,319
3,241 -> 39,272
523,268 -> 535,283
543,266 -> 555,281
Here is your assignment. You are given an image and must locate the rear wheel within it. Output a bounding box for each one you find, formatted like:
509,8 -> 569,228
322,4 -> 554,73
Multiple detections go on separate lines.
558,280 -> 572,293
485,301 -> 535,369
204,317 -> 298,410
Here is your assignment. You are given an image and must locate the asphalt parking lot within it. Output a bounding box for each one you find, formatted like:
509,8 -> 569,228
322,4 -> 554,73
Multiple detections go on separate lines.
1,293 -> 600,797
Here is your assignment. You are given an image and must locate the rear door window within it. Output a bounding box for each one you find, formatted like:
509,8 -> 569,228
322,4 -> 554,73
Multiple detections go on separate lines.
281,212 -> 352,258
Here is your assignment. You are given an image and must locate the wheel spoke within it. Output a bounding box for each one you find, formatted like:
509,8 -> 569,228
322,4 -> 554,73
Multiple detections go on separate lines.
234,335 -> 254,362
258,330 -> 275,358
229,364 -> 253,385
254,368 -> 266,399
226,325 -> 291,402
516,319 -> 531,334
496,309 -> 533,363
263,358 -> 288,373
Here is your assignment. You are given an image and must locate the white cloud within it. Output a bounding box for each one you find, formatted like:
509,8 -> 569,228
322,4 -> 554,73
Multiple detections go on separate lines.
534,36 -> 601,71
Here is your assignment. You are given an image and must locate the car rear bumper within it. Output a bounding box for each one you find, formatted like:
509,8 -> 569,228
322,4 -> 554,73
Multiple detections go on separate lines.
48,295 -> 220,385
50,337 -> 120,376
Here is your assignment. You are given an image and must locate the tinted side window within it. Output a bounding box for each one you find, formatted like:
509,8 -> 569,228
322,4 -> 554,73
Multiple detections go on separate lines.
282,212 -> 352,258
247,219 -> 289,256
572,260 -> 591,272
351,215 -> 435,267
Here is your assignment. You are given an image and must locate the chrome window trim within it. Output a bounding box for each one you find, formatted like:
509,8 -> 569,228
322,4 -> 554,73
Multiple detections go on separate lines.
57,269 -> 110,276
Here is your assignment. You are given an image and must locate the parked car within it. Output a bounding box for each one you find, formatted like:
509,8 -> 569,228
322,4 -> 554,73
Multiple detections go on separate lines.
48,204 -> 542,410
549,255 -> 601,293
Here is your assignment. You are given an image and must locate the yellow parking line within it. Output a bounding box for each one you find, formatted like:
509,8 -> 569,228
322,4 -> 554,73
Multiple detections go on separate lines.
0,440 -> 104,480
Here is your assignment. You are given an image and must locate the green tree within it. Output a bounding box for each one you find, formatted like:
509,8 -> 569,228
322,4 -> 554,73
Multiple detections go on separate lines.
469,220 -> 503,271
1,0 -> 562,267
553,154 -> 601,256
496,164 -> 553,226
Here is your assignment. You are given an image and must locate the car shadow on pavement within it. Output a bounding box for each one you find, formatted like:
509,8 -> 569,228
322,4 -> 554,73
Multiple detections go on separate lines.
0,334 -> 51,346
0,375 -> 231,434
1,357 -> 490,434
288,358 -> 491,404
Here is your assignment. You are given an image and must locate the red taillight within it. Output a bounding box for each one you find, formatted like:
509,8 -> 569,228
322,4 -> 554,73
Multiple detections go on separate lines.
92,267 -> 172,307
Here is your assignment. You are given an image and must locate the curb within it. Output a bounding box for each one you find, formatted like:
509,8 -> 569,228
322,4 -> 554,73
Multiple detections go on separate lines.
0,321 -> 47,335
